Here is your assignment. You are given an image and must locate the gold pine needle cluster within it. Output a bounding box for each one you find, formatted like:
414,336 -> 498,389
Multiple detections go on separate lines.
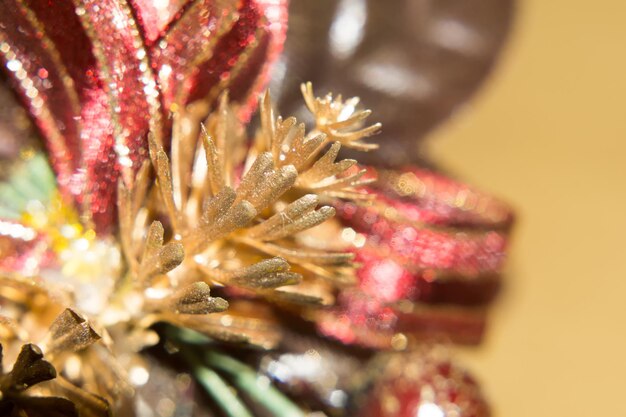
0,303 -> 111,417
114,82 -> 380,346
0,82 -> 380,414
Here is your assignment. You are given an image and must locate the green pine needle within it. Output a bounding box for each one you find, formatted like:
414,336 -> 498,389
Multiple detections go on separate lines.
181,348 -> 254,417
202,350 -> 305,417
167,326 -> 306,417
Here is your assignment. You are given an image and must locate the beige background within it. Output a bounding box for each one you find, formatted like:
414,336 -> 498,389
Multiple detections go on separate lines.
428,1 -> 626,416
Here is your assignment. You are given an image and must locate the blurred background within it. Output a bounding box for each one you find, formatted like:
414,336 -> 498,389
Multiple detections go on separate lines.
428,1 -> 626,416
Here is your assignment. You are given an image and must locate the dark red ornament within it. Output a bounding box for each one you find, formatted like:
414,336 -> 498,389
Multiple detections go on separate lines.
355,349 -> 490,417
273,0 -> 515,167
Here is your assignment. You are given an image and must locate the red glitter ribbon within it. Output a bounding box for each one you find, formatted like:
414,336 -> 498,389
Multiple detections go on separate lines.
0,0 -> 287,233
318,167 -> 514,347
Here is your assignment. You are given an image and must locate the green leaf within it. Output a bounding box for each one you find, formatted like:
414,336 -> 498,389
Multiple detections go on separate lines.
0,152 -> 57,218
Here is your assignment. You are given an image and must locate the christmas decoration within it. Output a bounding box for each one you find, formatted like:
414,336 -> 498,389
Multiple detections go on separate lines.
354,348 -> 490,417
0,1 -> 513,416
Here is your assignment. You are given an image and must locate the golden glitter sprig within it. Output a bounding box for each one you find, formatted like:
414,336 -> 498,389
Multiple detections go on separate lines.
0,343 -> 77,417
301,81 -> 381,151
0,304 -> 110,417
110,83 -> 380,348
